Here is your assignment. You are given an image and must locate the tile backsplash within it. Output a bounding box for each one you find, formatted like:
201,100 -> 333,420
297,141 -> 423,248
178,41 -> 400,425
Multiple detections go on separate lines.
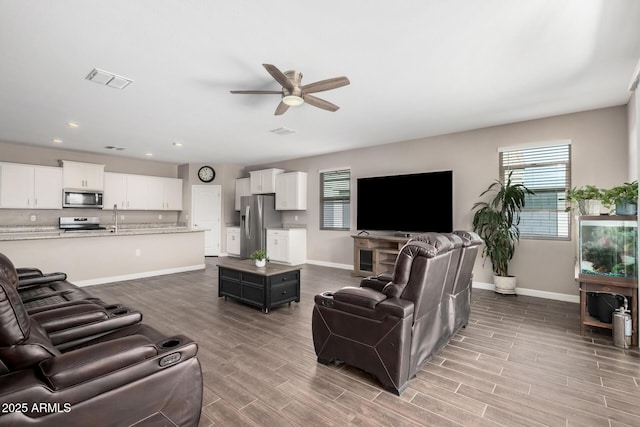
0,209 -> 180,226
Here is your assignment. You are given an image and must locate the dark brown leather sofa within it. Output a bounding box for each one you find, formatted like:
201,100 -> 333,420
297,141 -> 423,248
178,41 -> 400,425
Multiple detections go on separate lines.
312,231 -> 481,394
0,253 -> 203,426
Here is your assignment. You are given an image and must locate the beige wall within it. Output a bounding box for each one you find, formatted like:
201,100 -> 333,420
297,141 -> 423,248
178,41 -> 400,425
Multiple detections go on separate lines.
630,90 -> 639,181
255,106 -> 629,298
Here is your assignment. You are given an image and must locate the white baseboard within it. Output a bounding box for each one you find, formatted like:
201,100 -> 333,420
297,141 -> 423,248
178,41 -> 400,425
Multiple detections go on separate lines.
73,264 -> 206,287
306,259 -> 353,270
473,281 -> 580,303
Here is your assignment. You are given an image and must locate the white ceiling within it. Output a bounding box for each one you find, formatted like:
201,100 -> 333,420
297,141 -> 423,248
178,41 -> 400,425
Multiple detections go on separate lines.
1,1 -> 639,166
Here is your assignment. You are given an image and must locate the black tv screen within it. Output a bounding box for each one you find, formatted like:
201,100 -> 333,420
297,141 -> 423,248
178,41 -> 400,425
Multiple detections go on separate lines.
356,170 -> 453,233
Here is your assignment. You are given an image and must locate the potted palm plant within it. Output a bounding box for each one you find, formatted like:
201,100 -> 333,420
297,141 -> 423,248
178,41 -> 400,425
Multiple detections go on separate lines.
472,171 -> 534,294
602,181 -> 638,216
249,249 -> 268,267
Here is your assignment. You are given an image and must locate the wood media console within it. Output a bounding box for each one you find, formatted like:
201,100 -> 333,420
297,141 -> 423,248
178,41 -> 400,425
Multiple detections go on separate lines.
352,234 -> 410,277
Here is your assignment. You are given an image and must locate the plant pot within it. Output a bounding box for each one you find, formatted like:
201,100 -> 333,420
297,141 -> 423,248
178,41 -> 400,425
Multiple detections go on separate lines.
615,200 -> 637,216
494,275 -> 517,295
578,199 -> 602,216
254,259 -> 266,268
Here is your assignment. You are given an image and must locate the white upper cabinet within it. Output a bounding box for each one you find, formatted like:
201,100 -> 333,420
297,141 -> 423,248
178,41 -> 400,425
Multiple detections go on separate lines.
61,160 -> 105,190
34,166 -> 63,209
276,171 -> 307,210
250,168 -> 284,194
103,172 -> 182,211
0,163 -> 62,209
234,178 -> 251,210
162,177 -> 183,211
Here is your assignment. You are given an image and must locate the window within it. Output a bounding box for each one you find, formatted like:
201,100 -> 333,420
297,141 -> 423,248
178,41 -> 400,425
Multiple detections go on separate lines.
499,142 -> 571,239
320,168 -> 350,230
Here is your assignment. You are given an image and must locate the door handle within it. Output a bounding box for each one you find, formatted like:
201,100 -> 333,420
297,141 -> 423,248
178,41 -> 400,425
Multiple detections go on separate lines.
244,205 -> 251,239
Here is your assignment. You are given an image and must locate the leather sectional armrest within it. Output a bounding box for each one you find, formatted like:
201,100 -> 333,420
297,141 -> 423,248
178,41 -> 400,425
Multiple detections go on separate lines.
376,298 -> 414,318
359,277 -> 388,292
333,286 -> 387,308
16,267 -> 44,278
17,273 -> 68,288
31,303 -> 108,332
39,335 -> 157,390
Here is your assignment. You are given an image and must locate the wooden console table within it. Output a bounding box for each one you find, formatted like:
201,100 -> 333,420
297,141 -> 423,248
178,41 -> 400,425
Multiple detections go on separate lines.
352,234 -> 409,277
577,275 -> 638,346
217,258 -> 301,313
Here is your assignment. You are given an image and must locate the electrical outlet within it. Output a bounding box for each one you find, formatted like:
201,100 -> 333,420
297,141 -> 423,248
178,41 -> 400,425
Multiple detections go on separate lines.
294,215 -> 298,221
120,215 -> 125,221
158,214 -> 163,220
135,249 -> 141,257
30,215 -> 36,222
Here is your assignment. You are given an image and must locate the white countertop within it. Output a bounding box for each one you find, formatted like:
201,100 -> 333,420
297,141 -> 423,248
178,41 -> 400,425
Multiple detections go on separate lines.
0,225 -> 199,241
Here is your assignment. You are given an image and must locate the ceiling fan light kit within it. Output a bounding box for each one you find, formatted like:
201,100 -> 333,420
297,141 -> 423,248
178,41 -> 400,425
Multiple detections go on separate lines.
282,95 -> 304,106
231,63 -> 349,115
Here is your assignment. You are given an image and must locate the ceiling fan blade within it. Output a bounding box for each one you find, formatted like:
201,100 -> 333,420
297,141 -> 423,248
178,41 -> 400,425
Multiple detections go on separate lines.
230,90 -> 282,94
302,76 -> 350,94
274,101 -> 290,115
263,64 -> 294,91
304,94 -> 339,112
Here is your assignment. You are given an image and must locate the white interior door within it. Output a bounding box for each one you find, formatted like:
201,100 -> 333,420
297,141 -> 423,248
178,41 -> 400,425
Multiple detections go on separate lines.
191,185 -> 221,256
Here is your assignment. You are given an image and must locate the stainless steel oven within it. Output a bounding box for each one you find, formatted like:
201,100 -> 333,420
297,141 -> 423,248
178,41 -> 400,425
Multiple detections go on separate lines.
62,190 -> 104,208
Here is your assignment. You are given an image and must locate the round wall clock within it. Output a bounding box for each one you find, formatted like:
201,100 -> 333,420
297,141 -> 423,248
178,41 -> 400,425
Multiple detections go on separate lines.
198,165 -> 215,183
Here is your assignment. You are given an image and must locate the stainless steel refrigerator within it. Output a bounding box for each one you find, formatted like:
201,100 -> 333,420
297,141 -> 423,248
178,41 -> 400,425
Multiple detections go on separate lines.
240,195 -> 282,258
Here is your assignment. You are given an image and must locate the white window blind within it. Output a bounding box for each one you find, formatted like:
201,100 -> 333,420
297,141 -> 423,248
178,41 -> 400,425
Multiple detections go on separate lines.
499,142 -> 571,239
320,169 -> 350,230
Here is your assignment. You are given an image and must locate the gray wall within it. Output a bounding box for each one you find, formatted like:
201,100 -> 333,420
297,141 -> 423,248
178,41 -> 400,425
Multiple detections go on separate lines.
254,106 -> 630,298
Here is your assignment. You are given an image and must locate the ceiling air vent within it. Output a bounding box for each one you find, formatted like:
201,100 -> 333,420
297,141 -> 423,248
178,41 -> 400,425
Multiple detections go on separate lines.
86,68 -> 133,89
104,145 -> 125,151
270,127 -> 296,136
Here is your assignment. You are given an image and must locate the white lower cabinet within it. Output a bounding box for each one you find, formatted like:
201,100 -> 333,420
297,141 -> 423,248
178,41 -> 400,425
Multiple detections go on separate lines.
266,228 -> 306,265
226,227 -> 240,256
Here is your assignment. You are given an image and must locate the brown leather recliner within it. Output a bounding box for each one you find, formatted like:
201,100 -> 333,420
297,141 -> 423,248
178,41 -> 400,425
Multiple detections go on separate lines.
447,230 -> 483,335
0,257 -> 203,426
312,233 -> 455,394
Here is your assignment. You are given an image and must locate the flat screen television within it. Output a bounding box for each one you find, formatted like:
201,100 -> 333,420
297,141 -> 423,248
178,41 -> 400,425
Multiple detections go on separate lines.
356,170 -> 453,233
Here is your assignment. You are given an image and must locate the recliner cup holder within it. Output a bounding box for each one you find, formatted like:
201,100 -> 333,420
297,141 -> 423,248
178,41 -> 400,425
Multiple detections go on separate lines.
111,309 -> 130,316
104,304 -> 122,310
160,339 -> 181,348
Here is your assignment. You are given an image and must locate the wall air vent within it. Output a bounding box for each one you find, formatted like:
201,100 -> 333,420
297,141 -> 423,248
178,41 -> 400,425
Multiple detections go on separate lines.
86,68 -> 133,89
270,127 -> 296,136
104,145 -> 125,151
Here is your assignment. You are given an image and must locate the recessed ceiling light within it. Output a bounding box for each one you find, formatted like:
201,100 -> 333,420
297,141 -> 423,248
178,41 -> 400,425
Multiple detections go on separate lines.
173,142 -> 183,147
67,122 -> 80,128
144,152 -> 153,157
52,138 -> 63,143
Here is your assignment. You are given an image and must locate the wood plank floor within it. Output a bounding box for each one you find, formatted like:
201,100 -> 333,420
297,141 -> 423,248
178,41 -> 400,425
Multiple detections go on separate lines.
88,257 -> 640,427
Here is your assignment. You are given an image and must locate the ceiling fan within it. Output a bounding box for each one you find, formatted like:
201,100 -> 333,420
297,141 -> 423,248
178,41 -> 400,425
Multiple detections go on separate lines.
231,64 -> 350,115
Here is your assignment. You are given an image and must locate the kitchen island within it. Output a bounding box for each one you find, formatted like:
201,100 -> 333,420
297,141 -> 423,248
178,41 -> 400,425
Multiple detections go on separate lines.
0,226 -> 205,286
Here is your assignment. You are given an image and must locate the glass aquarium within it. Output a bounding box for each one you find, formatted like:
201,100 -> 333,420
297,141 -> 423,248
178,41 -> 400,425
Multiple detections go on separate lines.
579,217 -> 637,281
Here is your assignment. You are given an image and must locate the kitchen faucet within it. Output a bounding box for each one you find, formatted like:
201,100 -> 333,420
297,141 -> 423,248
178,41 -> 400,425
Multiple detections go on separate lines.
112,204 -> 118,233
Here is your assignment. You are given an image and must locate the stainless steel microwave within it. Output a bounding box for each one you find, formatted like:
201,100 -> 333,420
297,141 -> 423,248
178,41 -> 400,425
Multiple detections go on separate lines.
63,190 -> 104,208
